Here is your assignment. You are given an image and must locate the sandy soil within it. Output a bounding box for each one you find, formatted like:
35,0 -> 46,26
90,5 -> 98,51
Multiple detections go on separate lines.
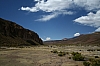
0,46 -> 100,66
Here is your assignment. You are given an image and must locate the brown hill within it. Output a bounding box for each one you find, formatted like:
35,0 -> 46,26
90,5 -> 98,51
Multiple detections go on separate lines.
0,18 -> 43,46
44,32 -> 100,45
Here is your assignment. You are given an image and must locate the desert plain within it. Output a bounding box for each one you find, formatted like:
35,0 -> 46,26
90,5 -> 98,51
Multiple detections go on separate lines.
0,45 -> 100,66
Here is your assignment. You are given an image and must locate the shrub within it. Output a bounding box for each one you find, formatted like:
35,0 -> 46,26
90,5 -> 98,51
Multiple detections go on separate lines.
58,51 -> 66,56
69,57 -> 71,59
72,54 -> 84,61
91,59 -> 100,66
51,50 -> 66,57
66,52 -> 69,54
71,52 -> 80,56
19,46 -> 24,48
72,52 -> 84,61
51,50 -> 58,53
87,49 -> 95,51
83,61 -> 90,66
97,49 -> 100,51
88,58 -> 100,66
95,56 -> 99,58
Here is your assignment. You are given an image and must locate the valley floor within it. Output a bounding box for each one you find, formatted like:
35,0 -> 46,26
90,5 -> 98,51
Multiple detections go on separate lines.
0,45 -> 100,66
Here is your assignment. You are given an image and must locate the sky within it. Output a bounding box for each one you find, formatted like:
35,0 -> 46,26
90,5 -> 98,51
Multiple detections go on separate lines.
0,0 -> 100,41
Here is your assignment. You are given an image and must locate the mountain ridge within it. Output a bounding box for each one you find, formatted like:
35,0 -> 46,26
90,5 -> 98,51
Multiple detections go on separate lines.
44,32 -> 100,45
0,18 -> 43,46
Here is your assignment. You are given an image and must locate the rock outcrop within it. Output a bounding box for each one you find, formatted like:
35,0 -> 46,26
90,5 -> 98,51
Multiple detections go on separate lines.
0,18 -> 43,46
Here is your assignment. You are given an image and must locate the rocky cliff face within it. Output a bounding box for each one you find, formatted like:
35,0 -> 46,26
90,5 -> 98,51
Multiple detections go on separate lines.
0,18 -> 43,46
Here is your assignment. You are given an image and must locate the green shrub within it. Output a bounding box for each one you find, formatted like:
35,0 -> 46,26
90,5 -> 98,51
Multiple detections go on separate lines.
51,50 -> 66,56
72,54 -> 84,61
88,58 -> 100,66
91,59 -> 100,66
89,58 -> 95,62
71,52 -> 80,56
83,61 -> 90,66
72,52 -> 84,61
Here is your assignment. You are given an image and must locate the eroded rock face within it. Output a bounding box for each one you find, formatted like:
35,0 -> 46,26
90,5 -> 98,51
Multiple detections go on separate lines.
0,18 -> 43,46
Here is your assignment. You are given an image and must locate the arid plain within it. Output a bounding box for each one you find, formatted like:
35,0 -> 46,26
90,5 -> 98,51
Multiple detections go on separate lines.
0,45 -> 100,66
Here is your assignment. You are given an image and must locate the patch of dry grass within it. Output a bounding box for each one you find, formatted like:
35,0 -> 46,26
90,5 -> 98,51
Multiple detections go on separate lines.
0,46 -> 100,66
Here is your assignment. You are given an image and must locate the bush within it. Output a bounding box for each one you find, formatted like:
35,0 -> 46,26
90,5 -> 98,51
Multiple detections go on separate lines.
69,57 -> 71,59
72,52 -> 84,61
72,54 -> 84,61
95,56 -> 99,58
88,58 -> 100,66
51,50 -> 58,53
66,52 -> 69,54
58,51 -> 66,56
97,49 -> 100,51
91,59 -> 100,66
83,61 -> 90,66
87,49 -> 95,51
71,52 -> 80,56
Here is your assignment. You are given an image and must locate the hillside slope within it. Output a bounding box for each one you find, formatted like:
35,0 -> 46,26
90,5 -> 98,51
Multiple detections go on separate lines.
44,32 -> 100,45
0,18 -> 43,46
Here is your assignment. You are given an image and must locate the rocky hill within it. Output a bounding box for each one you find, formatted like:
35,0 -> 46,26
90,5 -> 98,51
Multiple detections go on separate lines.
0,18 -> 43,46
44,32 -> 100,45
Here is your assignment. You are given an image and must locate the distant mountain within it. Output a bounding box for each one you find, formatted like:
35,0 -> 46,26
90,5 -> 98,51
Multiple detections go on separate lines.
44,32 -> 100,45
0,18 -> 43,46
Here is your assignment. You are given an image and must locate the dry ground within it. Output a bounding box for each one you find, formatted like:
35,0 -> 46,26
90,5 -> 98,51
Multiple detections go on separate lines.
0,45 -> 100,66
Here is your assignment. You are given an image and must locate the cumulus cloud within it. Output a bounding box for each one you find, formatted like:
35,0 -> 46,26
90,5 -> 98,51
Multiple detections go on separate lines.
41,37 -> 51,41
73,0 -> 100,11
74,33 -> 80,37
46,37 -> 51,41
19,0 -> 74,21
20,7 -> 38,12
19,0 -> 100,21
74,10 -> 100,32
20,0 -> 73,12
74,10 -> 100,27
20,0 -> 73,21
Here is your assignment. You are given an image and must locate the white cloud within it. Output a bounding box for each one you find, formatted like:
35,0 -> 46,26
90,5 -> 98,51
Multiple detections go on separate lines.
19,0 -> 74,21
36,13 -> 58,21
34,0 -> 73,12
74,10 -> 100,27
95,27 -> 100,32
20,0 -> 73,12
36,11 -> 73,21
74,33 -> 80,37
74,10 -> 100,32
46,37 -> 51,41
41,37 -> 51,41
20,7 -> 39,12
73,0 -> 100,11
19,0 -> 100,21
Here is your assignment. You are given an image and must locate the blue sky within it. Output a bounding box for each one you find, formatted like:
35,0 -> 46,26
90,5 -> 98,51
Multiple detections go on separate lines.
0,0 -> 100,41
